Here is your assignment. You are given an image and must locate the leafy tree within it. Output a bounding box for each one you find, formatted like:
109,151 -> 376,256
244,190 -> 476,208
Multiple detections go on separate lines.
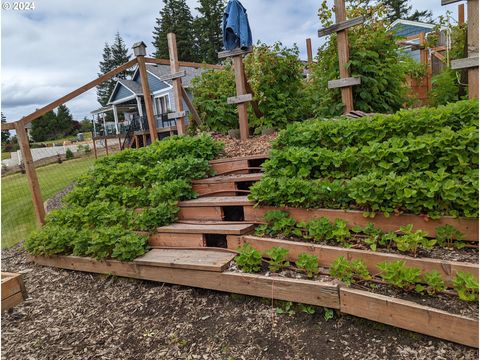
382,0 -> 432,23
194,0 -> 224,64
308,1 -> 411,116
80,117 -> 93,133
152,0 -> 198,61
96,32 -> 132,107
1,112 -> 10,143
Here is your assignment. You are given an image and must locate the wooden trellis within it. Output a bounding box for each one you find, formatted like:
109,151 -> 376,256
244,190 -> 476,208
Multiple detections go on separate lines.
318,0 -> 365,113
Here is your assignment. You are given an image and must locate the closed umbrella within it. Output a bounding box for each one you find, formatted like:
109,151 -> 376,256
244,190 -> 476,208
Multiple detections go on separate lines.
223,0 -> 252,51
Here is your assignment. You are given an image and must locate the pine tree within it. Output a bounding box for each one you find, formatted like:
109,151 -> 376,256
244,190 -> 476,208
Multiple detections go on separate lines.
96,33 -> 132,107
31,110 -> 57,142
55,104 -> 76,137
152,0 -> 198,61
382,0 -> 432,23
1,112 -> 10,143
194,0 -> 225,64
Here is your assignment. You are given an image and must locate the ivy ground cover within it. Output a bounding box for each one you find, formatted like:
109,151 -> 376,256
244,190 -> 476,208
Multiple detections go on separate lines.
25,134 -> 224,261
250,100 -> 479,218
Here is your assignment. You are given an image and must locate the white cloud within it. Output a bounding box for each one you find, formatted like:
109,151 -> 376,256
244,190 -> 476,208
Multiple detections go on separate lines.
1,0 -> 450,122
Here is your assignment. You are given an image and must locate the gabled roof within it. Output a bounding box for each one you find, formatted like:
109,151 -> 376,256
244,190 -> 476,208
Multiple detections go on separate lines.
389,19 -> 435,30
117,79 -> 143,95
389,19 -> 435,37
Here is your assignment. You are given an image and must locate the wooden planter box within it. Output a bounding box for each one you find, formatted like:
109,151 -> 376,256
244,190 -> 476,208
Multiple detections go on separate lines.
1,272 -> 27,312
244,206 -> 479,241
227,235 -> 478,286
31,255 -> 478,347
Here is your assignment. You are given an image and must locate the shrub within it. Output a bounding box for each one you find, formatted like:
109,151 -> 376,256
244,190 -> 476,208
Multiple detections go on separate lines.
429,69 -> 460,106
65,148 -> 74,160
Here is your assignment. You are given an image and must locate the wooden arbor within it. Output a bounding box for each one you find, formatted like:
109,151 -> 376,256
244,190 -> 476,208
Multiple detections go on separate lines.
318,0 -> 364,113
442,0 -> 479,99
1,34 -> 212,225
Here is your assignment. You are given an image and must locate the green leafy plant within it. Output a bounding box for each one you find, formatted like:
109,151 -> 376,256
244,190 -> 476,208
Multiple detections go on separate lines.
330,256 -> 371,286
419,271 -> 446,295
332,219 -> 351,245
377,261 -> 421,291
275,301 -> 295,316
435,224 -> 465,249
261,210 -> 301,238
265,247 -> 290,272
453,272 -> 479,302
395,225 -> 436,257
323,307 -> 335,321
235,244 -> 262,273
304,217 -> 335,242
296,253 -> 319,279
298,303 -> 316,315
65,148 -> 74,160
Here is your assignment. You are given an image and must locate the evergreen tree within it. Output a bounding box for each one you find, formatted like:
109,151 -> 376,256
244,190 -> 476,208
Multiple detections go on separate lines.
152,0 -> 198,61
55,104 -> 77,137
1,113 -> 10,143
194,0 -> 225,64
31,110 -> 57,142
382,0 -> 432,23
96,32 -> 132,107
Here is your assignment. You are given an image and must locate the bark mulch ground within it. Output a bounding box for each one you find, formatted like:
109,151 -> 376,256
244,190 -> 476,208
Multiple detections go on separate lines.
215,132 -> 277,158
2,244 -> 478,360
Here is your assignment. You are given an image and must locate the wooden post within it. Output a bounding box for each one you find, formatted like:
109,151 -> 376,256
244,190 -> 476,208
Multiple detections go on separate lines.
233,55 -> 249,140
104,138 -> 109,156
467,0 -> 479,99
306,38 -> 313,64
167,33 -> 186,135
112,105 -> 120,134
133,42 -> 158,142
334,0 -> 354,113
458,3 -> 465,24
14,122 -> 45,225
92,136 -> 97,159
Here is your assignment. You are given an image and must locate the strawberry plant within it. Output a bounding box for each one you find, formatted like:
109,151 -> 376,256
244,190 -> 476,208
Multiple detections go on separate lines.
330,256 -> 371,286
296,253 -> 319,278
419,271 -> 446,295
261,210 -> 302,237
304,217 -> 335,242
394,225 -> 436,257
453,272 -> 479,301
332,219 -> 351,245
265,247 -> 290,272
377,261 -> 422,291
435,224 -> 465,249
235,244 -> 262,273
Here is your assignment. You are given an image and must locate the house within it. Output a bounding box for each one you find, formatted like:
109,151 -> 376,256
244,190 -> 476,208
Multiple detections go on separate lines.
389,19 -> 436,62
91,62 -> 207,146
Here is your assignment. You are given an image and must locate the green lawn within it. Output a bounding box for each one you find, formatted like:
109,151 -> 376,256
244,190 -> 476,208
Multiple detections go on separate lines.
1,156 -> 98,248
2,152 -> 11,160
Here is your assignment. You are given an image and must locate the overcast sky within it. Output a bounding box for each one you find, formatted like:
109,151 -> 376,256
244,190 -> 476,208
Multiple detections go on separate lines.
1,0 -> 457,123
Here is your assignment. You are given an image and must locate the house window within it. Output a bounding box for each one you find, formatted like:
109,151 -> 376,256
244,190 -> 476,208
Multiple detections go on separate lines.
155,95 -> 170,116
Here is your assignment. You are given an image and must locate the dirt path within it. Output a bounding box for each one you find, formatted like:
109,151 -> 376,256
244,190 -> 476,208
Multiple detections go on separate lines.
1,244 -> 478,360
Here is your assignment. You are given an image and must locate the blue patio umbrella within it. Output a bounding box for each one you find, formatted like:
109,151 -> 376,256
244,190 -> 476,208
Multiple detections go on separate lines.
223,0 -> 252,51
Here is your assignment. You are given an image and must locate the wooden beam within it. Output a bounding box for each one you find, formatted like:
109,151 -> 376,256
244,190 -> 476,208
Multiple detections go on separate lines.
227,93 -> 253,104
144,57 -> 223,70
451,57 -> 479,69
334,0 -> 355,113
157,70 -> 186,81
1,122 -> 15,131
14,122 -> 45,225
218,46 -> 253,59
167,33 -> 186,135
318,16 -> 365,37
32,255 -> 341,309
328,77 -> 361,89
340,288 -> 478,348
167,111 -> 186,119
306,38 -> 313,64
15,58 -> 137,128
441,0 -> 462,5
137,56 -> 158,142
458,3 -> 465,24
232,55 -> 249,140
181,86 -> 202,125
467,0 -> 479,99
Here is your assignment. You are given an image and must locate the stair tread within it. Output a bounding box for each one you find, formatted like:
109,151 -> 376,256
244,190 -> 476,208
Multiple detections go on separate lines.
134,249 -> 235,272
192,173 -> 263,184
157,223 -> 255,234
179,196 -> 252,207
210,154 -> 268,164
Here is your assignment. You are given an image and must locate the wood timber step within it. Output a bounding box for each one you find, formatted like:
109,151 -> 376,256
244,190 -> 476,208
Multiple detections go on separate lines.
149,222 -> 256,248
209,154 -> 268,175
133,249 -> 235,272
157,223 -> 255,235
179,196 -> 252,207
192,173 -> 263,197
